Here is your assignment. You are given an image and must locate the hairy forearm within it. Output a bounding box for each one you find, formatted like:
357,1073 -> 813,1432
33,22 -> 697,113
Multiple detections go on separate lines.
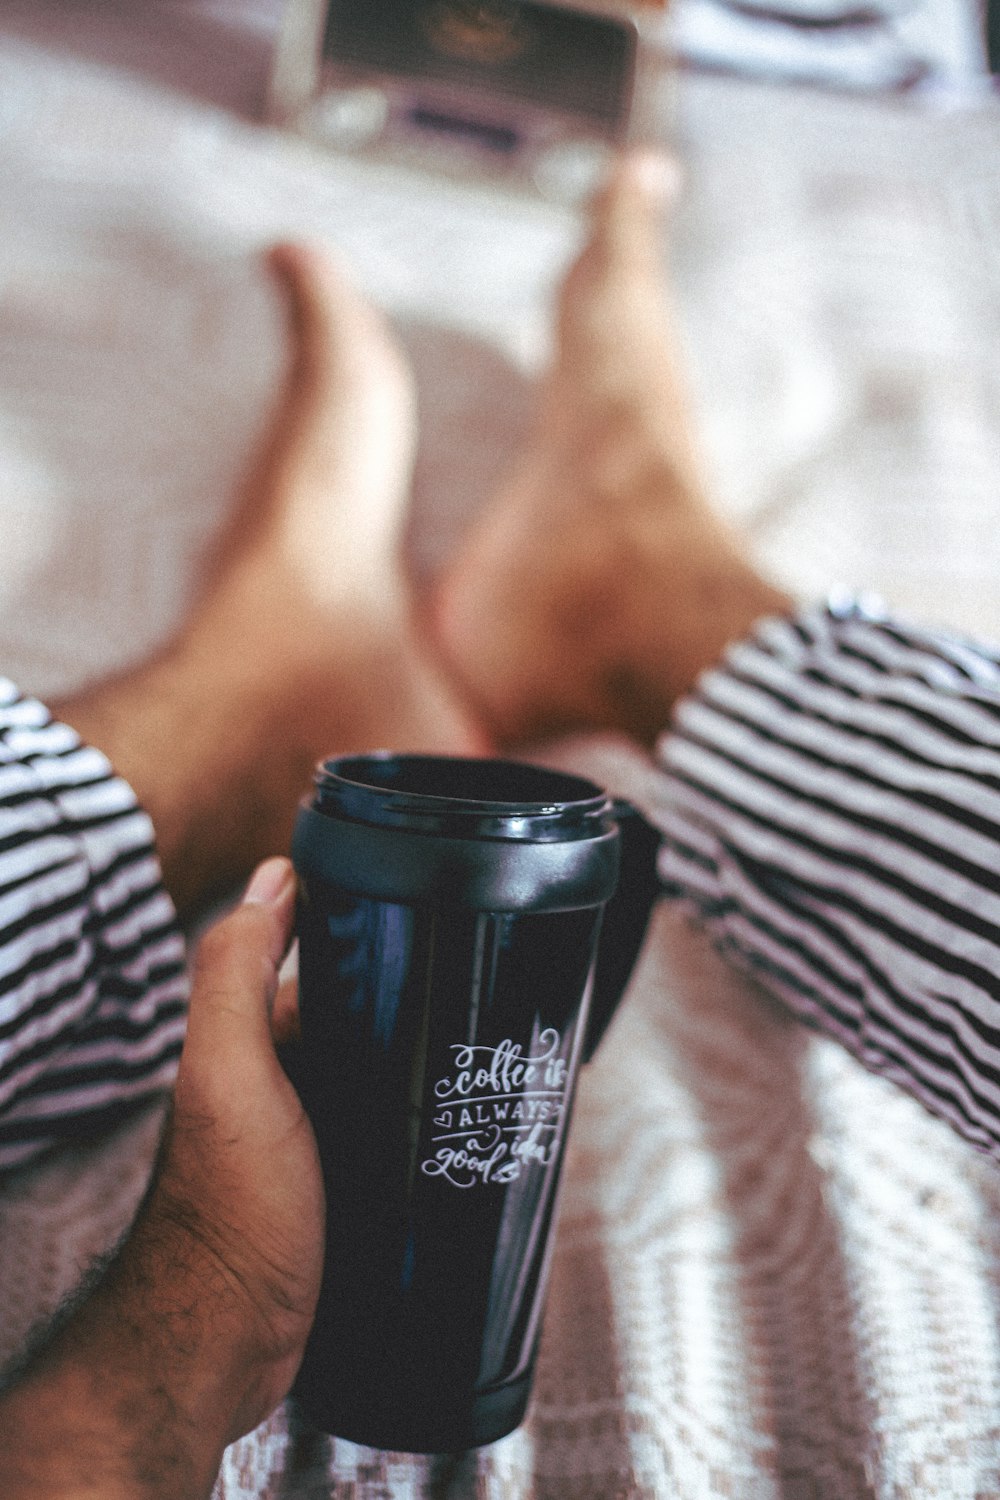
0,1197 -> 244,1498
0,877 -> 323,1498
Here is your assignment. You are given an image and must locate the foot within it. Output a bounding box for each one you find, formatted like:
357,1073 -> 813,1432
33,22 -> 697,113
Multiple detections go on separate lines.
201,242 -> 483,757
432,154 -> 792,748
57,245 -> 485,914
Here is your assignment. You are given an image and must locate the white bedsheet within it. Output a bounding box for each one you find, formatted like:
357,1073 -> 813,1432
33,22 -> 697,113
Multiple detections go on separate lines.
2,6 -> 1000,1496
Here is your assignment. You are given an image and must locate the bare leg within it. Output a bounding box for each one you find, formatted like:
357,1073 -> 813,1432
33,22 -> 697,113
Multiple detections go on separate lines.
432,156 -> 793,748
55,246 -> 485,916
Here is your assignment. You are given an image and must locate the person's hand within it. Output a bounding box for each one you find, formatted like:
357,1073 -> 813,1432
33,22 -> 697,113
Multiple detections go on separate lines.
0,857 -> 323,1499
142,855 -> 324,1439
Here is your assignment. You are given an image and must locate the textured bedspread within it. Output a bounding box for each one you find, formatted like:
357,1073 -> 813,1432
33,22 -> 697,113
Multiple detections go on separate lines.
2,5 -> 1000,1495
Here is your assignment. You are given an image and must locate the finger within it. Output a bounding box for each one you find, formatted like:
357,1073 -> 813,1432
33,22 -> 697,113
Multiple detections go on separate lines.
186,858 -> 296,1055
242,855 -> 297,945
273,937 -> 300,1044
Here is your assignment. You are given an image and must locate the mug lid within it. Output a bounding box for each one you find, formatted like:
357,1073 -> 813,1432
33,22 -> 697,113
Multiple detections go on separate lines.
295,753 -> 621,912
313,753 -> 613,843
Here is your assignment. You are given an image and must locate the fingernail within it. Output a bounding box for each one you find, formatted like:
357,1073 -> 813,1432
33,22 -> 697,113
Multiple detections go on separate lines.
631,151 -> 683,204
243,857 -> 294,907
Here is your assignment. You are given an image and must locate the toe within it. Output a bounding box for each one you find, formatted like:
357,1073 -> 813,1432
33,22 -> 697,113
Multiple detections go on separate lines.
266,241 -> 356,396
589,150 -> 682,262
556,149 -> 681,358
263,238 -> 416,494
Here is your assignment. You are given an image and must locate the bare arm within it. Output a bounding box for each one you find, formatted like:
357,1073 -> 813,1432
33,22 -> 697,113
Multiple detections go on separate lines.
0,859 -> 322,1499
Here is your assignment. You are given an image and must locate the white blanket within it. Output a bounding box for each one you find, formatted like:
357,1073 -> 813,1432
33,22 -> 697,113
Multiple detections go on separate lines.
2,6 -> 1000,1496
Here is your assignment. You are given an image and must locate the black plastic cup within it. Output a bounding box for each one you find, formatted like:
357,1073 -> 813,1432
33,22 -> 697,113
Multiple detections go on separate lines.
290,753 -> 657,1454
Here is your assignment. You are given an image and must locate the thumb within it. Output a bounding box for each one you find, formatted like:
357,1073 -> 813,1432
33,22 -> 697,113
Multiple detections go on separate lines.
185,858 -> 297,1059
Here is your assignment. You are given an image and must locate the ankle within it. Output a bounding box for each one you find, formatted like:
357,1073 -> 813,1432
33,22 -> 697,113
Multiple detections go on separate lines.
629,552 -> 795,740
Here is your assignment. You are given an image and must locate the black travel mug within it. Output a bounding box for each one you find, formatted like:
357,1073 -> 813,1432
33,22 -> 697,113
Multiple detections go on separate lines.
289,753 -> 657,1454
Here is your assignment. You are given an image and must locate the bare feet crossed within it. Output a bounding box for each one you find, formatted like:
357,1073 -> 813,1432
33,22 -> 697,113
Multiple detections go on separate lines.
55,245 -> 484,915
432,153 -> 793,749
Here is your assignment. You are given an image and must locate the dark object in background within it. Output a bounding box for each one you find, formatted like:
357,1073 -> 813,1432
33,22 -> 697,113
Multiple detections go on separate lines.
323,0 -> 634,128
289,753 -> 659,1452
269,0 -> 662,203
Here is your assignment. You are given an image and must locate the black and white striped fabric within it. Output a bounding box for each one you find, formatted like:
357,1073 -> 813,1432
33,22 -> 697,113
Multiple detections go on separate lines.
656,599 -> 1000,1163
5,603 -> 1000,1178
0,679 -> 187,1174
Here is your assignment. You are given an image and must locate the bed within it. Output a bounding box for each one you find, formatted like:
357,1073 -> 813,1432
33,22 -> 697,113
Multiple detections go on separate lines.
2,4 -> 1000,1494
